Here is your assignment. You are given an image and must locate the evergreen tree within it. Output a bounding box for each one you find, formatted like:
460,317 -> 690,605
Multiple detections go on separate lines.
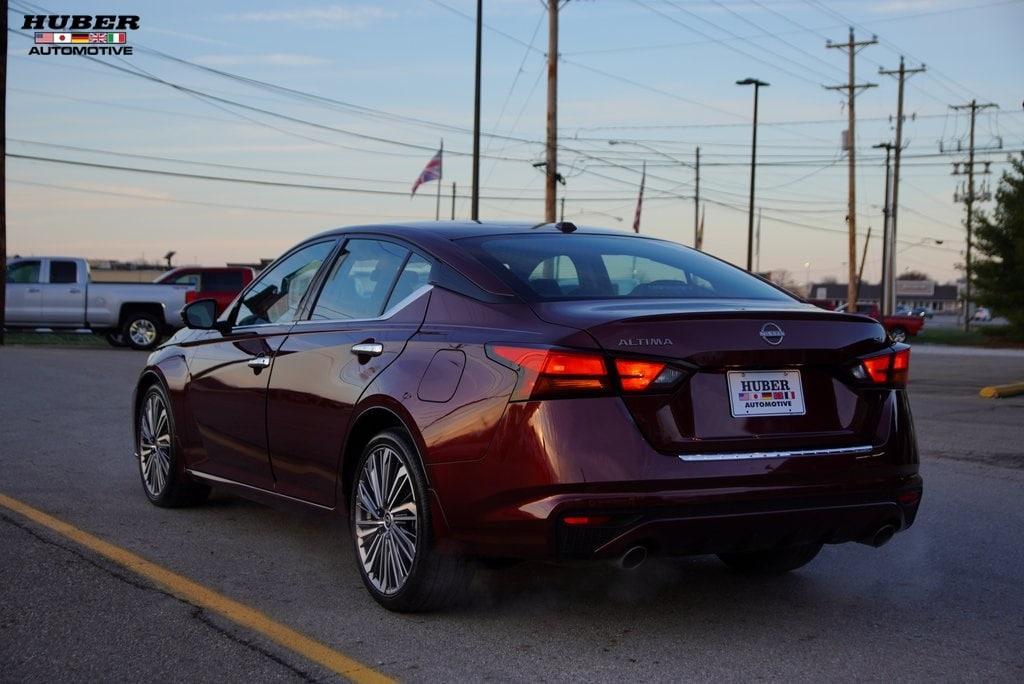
973,156 -> 1024,335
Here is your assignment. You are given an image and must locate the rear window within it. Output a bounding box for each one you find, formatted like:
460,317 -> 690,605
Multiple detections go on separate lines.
461,234 -> 792,302
203,271 -> 245,291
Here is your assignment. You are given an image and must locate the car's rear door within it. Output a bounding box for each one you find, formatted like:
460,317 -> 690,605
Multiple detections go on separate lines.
185,239 -> 338,489
40,259 -> 86,325
266,238 -> 432,506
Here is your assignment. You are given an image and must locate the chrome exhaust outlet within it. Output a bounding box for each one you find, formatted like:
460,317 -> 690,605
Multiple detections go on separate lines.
614,546 -> 648,570
862,524 -> 897,548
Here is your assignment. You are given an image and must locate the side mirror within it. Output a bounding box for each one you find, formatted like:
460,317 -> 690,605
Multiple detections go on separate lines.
182,298 -> 220,331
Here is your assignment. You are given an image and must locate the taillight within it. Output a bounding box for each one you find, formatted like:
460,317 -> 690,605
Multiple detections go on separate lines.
487,345 -> 612,400
487,345 -> 689,400
614,359 -> 687,392
857,347 -> 910,387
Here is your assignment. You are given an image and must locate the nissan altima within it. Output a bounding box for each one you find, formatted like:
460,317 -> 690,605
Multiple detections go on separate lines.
133,222 -> 922,612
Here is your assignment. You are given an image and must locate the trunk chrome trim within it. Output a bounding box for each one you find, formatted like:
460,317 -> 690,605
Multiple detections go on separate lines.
678,444 -> 874,462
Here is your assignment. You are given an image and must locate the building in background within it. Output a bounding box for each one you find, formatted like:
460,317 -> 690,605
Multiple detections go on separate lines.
808,280 -> 959,313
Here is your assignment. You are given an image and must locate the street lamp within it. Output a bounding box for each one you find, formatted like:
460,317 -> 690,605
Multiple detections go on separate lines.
737,78 -> 769,272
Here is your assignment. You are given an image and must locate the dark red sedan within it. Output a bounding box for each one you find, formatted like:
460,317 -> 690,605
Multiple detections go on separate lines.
133,222 -> 922,612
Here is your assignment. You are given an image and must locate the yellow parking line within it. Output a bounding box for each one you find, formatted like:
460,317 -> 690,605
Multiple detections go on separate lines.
0,492 -> 394,684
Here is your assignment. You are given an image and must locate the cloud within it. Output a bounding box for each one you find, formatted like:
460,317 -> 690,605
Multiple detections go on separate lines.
146,28 -> 240,48
867,0 -> 939,13
195,53 -> 331,67
230,5 -> 394,27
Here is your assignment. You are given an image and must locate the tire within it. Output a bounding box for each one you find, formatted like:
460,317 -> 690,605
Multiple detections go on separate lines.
717,543 -> 823,574
105,332 -> 128,347
350,429 -> 473,612
122,312 -> 163,351
136,385 -> 210,508
889,326 -> 908,343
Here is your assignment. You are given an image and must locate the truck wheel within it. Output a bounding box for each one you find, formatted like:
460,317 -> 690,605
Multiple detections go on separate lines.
889,326 -> 908,343
105,332 -> 129,347
123,313 -> 163,351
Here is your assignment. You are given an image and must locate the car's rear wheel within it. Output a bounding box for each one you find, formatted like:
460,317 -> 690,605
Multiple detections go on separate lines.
350,429 -> 472,612
717,543 -> 823,574
123,312 -> 163,351
136,385 -> 209,507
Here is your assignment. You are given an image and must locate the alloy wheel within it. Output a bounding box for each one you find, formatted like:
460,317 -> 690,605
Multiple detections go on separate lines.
129,318 -> 158,348
139,392 -> 172,498
354,445 -> 418,595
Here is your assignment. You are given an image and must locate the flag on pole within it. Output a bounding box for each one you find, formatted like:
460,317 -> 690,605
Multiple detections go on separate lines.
632,161 -> 646,233
411,147 -> 443,196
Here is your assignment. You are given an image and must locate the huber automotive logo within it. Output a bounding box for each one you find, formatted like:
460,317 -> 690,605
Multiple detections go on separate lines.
24,14 -> 139,56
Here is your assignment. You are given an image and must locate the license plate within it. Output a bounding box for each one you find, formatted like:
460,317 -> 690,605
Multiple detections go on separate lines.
727,370 -> 806,417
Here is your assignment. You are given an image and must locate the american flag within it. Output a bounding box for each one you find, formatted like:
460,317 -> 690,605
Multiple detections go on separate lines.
632,161 -> 646,233
411,147 -> 443,196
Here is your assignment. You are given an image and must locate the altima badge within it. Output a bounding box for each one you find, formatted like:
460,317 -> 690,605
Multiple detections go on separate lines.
759,322 -> 785,346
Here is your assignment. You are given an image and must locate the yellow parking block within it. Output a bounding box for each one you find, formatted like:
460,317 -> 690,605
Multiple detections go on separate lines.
0,492 -> 393,684
979,381 -> 1024,399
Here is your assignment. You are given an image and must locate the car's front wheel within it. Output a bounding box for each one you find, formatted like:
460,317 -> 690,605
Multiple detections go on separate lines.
136,385 -> 209,507
717,543 -> 823,574
350,430 -> 473,612
889,326 -> 908,343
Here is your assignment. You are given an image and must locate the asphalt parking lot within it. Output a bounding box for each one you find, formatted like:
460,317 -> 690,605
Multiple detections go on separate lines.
1,344 -> 1023,682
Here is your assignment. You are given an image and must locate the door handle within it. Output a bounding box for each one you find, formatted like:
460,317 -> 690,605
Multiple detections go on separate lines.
70,288 -> 82,294
351,342 -> 384,357
28,287 -> 41,293
247,356 -> 272,369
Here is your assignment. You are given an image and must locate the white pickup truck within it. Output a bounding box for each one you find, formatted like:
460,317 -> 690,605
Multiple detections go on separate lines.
5,256 -> 193,350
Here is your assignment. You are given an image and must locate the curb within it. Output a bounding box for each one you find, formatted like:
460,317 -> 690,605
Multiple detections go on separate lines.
979,381 -> 1024,399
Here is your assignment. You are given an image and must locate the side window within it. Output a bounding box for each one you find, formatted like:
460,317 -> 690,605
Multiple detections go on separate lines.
203,271 -> 244,291
312,240 -> 409,320
385,254 -> 433,312
235,241 -> 335,326
49,260 -> 79,284
7,260 -> 41,284
171,273 -> 201,288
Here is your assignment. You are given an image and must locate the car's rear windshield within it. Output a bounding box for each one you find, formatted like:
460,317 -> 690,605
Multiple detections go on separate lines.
460,233 -> 793,302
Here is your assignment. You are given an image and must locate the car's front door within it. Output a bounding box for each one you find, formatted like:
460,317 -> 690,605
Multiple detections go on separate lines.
40,259 -> 86,325
267,239 -> 433,506
5,259 -> 43,325
186,239 -> 338,489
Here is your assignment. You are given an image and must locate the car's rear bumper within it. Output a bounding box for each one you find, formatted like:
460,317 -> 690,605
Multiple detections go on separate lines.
426,392 -> 921,560
554,482 -> 922,559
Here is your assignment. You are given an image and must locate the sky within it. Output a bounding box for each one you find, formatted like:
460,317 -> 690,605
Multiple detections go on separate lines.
6,0 -> 1024,285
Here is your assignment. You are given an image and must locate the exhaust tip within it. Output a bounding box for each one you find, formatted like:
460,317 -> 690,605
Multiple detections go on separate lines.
865,524 -> 897,548
617,545 -> 648,570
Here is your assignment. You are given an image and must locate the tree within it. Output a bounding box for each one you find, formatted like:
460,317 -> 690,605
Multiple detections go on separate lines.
897,270 -> 930,281
973,155 -> 1024,335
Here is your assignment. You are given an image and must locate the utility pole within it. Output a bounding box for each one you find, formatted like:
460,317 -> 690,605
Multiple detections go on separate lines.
544,0 -> 561,223
878,57 -> 925,316
736,78 -> 769,272
560,196 -> 565,222
856,225 -> 872,303
451,182 -> 457,220
0,0 -> 7,346
755,207 -> 762,272
873,142 -> 894,315
693,147 -> 701,249
826,28 -> 877,309
471,0 -> 482,221
951,100 -> 997,331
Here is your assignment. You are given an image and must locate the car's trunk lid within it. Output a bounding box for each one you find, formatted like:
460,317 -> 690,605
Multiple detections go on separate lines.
531,298 -> 891,454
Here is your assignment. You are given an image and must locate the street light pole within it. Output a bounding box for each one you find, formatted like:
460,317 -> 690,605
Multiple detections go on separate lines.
737,78 -> 769,272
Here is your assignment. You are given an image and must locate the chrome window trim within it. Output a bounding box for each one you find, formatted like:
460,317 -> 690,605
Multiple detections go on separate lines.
678,444 -> 874,462
293,283 -> 433,326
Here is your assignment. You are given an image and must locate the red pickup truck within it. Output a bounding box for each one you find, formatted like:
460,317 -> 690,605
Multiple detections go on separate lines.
156,266 -> 255,317
835,303 -> 925,342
